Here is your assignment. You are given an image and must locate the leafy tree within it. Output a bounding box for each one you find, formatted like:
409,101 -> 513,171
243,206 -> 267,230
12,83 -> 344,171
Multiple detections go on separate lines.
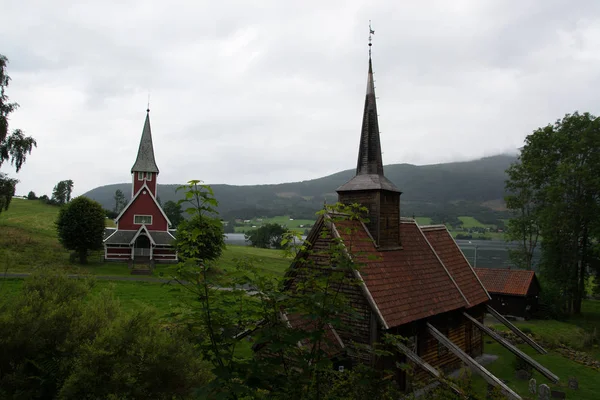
163,200 -> 184,228
505,161 -> 540,270
506,112 -> 600,314
26,190 -> 36,200
245,223 -> 287,249
51,179 -> 74,205
113,188 -> 126,213
56,196 -> 106,264
223,219 -> 236,234
0,172 -> 17,214
0,55 -> 37,214
175,180 -> 225,263
0,55 -> 37,172
0,271 -> 211,399
170,201 -> 408,398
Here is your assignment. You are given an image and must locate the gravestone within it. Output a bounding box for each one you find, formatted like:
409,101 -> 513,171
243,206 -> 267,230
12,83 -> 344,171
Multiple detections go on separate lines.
529,378 -> 537,394
568,376 -> 579,390
538,384 -> 550,400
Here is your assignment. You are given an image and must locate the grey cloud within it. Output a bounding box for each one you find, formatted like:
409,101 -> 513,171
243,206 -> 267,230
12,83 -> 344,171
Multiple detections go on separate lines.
2,0 -> 600,197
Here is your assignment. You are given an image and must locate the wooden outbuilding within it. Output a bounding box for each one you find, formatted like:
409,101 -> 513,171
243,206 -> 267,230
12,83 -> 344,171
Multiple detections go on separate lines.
475,268 -> 540,320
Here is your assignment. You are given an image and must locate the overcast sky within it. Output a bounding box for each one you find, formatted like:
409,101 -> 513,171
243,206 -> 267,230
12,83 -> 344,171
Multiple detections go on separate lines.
3,0 -> 600,197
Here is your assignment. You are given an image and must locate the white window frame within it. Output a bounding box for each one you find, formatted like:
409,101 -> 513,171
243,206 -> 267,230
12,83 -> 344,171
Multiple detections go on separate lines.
146,172 -> 152,181
137,171 -> 144,181
134,215 -> 153,225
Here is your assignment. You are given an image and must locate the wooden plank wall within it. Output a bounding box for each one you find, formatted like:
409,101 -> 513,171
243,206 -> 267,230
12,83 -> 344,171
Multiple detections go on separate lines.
415,307 -> 485,381
288,227 -> 373,358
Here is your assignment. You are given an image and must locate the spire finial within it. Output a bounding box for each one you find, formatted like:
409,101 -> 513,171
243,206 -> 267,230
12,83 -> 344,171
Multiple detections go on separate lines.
368,21 -> 374,58
147,93 -> 150,113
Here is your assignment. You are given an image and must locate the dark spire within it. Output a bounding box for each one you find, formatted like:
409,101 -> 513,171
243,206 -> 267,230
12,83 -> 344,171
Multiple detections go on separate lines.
337,51 -> 399,192
131,109 -> 160,173
356,57 -> 384,176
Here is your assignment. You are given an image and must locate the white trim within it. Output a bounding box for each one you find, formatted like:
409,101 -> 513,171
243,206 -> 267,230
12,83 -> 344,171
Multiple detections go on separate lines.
137,171 -> 144,181
103,228 -> 118,243
134,214 -> 153,225
130,225 -> 156,246
146,172 -> 152,181
114,182 -> 172,227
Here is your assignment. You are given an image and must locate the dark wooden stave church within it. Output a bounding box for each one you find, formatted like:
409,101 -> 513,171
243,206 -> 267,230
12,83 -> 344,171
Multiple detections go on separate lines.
283,50 -> 557,399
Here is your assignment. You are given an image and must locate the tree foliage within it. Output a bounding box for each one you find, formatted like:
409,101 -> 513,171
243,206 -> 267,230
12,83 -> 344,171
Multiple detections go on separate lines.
163,199 -> 184,228
175,180 -> 226,263
245,223 -> 287,249
0,172 -> 17,214
168,200 -> 412,399
0,55 -> 37,173
56,196 -> 106,264
0,55 -> 36,214
505,112 -> 600,314
51,179 -> 74,205
0,271 -> 211,399
26,190 -> 36,200
113,188 -> 126,213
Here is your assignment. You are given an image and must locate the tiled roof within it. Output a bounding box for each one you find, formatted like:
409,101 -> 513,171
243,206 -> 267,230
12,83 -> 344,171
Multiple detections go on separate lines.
421,226 -> 489,307
475,268 -> 536,296
104,229 -> 136,244
103,229 -> 175,246
151,230 -> 176,245
332,219 -> 469,328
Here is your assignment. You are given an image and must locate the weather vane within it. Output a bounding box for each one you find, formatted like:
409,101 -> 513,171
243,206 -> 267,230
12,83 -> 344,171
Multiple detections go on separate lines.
147,93 -> 150,113
369,20 -> 375,57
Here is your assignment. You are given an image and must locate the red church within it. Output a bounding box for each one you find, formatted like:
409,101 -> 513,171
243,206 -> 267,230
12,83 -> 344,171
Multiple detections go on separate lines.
103,110 -> 177,267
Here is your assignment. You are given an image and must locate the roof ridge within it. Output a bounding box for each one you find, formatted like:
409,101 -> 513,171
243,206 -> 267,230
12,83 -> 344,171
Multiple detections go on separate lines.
416,224 -> 471,307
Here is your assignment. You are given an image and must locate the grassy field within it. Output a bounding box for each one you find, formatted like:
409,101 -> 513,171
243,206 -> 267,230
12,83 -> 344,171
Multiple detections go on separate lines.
471,340 -> 600,399
1,198 -> 291,277
233,215 -> 315,233
478,299 -> 600,398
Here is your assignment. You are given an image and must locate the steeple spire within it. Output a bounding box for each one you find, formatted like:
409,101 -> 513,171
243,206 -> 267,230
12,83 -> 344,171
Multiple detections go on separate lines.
336,26 -> 402,249
337,31 -> 399,193
131,109 -> 159,173
356,57 -> 384,176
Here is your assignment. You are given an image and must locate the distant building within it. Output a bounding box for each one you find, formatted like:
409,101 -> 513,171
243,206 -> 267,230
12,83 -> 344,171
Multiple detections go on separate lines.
475,268 -> 540,320
103,110 -> 177,267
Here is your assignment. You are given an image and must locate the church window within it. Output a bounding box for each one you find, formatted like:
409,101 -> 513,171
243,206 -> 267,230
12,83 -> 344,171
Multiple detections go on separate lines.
137,172 -> 144,181
134,215 -> 153,225
146,172 -> 152,181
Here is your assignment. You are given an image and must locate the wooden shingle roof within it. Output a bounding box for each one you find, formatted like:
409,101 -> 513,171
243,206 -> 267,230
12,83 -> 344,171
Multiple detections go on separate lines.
131,110 -> 159,173
332,218 -> 478,328
475,268 -> 537,297
421,225 -> 490,306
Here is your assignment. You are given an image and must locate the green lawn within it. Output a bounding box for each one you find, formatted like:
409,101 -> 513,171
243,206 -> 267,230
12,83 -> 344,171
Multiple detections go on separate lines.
234,215 -> 315,233
1,199 -> 292,278
458,216 -> 496,229
489,300 -> 600,355
415,217 -> 433,225
471,340 -> 600,399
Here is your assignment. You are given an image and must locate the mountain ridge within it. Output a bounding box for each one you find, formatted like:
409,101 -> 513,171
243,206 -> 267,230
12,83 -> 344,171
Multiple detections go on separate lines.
83,154 -> 517,221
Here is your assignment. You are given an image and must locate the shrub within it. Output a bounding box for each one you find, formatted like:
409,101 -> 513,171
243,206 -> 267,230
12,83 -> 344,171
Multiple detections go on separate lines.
0,271 -> 211,399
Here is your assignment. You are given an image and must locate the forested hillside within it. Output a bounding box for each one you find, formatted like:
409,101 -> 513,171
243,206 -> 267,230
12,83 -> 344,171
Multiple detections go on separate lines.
83,154 -> 516,223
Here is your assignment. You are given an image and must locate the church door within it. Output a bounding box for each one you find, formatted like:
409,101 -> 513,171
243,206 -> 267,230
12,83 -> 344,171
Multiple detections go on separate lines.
134,235 -> 151,258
